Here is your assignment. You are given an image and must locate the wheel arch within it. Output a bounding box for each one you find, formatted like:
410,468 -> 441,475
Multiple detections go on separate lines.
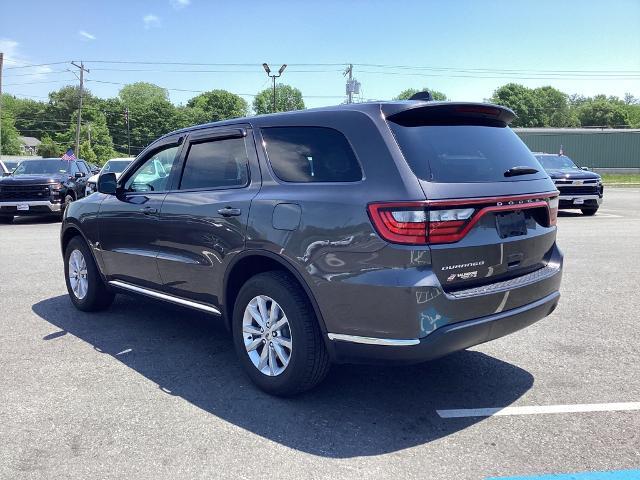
223,250 -> 329,338
60,224 -> 107,281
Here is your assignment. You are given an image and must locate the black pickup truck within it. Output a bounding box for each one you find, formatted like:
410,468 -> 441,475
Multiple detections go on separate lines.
534,153 -> 604,216
0,158 -> 91,223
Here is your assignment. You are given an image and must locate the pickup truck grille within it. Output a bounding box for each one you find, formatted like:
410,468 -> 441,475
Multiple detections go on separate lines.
0,185 -> 51,201
557,185 -> 600,196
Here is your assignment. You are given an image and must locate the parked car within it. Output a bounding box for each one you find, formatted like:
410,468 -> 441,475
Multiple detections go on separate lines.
534,153 -> 603,215
85,158 -> 133,196
1,159 -> 21,176
88,163 -> 101,175
61,98 -> 563,395
0,158 -> 91,223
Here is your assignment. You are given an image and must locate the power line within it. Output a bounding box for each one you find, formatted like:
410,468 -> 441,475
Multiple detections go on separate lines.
3,69 -> 71,78
352,63 -> 640,75
5,61 -> 71,70
356,70 -> 640,81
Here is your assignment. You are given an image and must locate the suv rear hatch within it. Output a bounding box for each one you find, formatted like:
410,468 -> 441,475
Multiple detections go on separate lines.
371,102 -> 559,291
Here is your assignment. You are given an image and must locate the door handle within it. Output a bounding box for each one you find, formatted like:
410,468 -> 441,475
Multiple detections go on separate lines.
140,206 -> 158,215
217,207 -> 241,217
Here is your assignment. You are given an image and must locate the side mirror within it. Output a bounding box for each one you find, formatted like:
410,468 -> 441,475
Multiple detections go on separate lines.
75,172 -> 84,179
581,167 -> 590,171
97,172 -> 118,194
2,172 -> 10,177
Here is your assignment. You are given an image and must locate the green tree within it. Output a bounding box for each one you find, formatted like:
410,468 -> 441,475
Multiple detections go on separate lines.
253,84 -> 305,114
187,89 -> 248,122
533,86 -> 579,127
116,83 -> 177,154
0,110 -> 22,155
79,141 -> 98,164
47,85 -> 97,132
490,83 -> 545,127
394,88 -> 448,101
119,82 -> 169,109
577,97 -> 630,128
38,134 -> 61,158
58,108 -> 116,163
1,95 -> 49,138
173,105 -> 209,130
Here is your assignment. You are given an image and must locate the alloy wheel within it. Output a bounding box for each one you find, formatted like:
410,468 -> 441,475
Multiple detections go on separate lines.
68,249 -> 88,300
242,295 -> 292,376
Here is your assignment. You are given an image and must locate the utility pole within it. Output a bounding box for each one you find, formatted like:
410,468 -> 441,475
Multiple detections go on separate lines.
344,64 -> 360,104
71,61 -> 89,156
124,107 -> 131,156
344,64 -> 353,104
0,52 -> 4,157
262,63 -> 287,113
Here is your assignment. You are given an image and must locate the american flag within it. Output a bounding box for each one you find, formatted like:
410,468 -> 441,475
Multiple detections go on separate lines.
61,148 -> 76,160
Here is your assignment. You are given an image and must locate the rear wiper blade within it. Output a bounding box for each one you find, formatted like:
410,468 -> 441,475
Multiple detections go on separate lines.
504,166 -> 539,177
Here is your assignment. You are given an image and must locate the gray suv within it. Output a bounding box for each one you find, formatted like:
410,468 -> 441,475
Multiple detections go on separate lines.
61,99 -> 563,395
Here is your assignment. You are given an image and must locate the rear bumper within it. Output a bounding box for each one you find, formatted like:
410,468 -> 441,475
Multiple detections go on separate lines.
0,200 -> 62,215
329,291 -> 560,364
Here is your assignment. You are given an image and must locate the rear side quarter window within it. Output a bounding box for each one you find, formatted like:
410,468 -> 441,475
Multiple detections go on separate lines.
261,126 -> 362,183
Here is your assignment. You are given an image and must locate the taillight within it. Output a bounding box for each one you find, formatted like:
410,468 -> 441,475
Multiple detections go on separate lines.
367,203 -> 475,245
547,196 -> 559,226
368,203 -> 427,244
368,193 -> 559,245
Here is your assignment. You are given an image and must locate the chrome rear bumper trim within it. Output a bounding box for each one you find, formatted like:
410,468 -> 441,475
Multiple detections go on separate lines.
108,280 -> 221,315
327,333 -> 420,346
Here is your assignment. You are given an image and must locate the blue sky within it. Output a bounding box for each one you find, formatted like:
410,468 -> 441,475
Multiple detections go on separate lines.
1,0 -> 639,109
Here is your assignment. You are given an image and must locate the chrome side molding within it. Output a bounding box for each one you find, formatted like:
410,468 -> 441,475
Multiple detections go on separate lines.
108,280 -> 221,315
327,333 -> 420,346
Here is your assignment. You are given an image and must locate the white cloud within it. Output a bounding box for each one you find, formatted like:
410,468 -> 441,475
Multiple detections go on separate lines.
0,38 -> 52,78
143,14 -> 161,29
170,0 -> 190,9
79,30 -> 96,41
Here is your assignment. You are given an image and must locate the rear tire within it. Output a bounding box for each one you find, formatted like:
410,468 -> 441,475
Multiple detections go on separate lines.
0,216 -> 13,224
232,271 -> 330,396
64,236 -> 115,312
581,207 -> 598,216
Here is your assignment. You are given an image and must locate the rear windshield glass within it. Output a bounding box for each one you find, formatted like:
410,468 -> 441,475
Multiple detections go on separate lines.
535,155 -> 577,170
388,123 -> 545,183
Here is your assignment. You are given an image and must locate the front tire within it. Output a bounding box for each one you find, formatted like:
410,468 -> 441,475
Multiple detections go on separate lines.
232,271 -> 330,396
581,207 -> 598,216
64,236 -> 115,311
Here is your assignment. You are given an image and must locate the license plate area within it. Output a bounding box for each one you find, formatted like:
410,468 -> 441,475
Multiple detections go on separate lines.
573,198 -> 584,205
496,211 -> 527,239
17,204 -> 30,211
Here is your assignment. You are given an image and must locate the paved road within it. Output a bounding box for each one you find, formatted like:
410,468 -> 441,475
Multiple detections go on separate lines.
1,189 -> 639,479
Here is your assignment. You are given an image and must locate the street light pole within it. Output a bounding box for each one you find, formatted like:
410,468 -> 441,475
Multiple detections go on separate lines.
262,63 -> 287,113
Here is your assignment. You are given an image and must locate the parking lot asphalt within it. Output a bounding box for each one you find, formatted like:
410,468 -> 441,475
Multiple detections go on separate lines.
1,188 -> 639,480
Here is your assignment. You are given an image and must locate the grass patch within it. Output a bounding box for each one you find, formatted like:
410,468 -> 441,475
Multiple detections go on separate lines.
600,173 -> 640,185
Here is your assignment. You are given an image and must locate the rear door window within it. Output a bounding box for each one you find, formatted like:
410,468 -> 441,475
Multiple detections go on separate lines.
261,126 -> 362,182
388,122 -> 546,183
179,137 -> 249,190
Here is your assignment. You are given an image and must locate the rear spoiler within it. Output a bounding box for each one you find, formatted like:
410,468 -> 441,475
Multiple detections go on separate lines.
384,102 -> 517,127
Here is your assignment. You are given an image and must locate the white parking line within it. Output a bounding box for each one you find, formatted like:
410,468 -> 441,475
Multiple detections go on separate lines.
437,402 -> 640,418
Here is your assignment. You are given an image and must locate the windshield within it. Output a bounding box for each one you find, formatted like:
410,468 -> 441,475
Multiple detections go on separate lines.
102,160 -> 132,174
389,123 -> 545,183
4,160 -> 19,171
12,160 -> 71,175
535,155 -> 578,170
